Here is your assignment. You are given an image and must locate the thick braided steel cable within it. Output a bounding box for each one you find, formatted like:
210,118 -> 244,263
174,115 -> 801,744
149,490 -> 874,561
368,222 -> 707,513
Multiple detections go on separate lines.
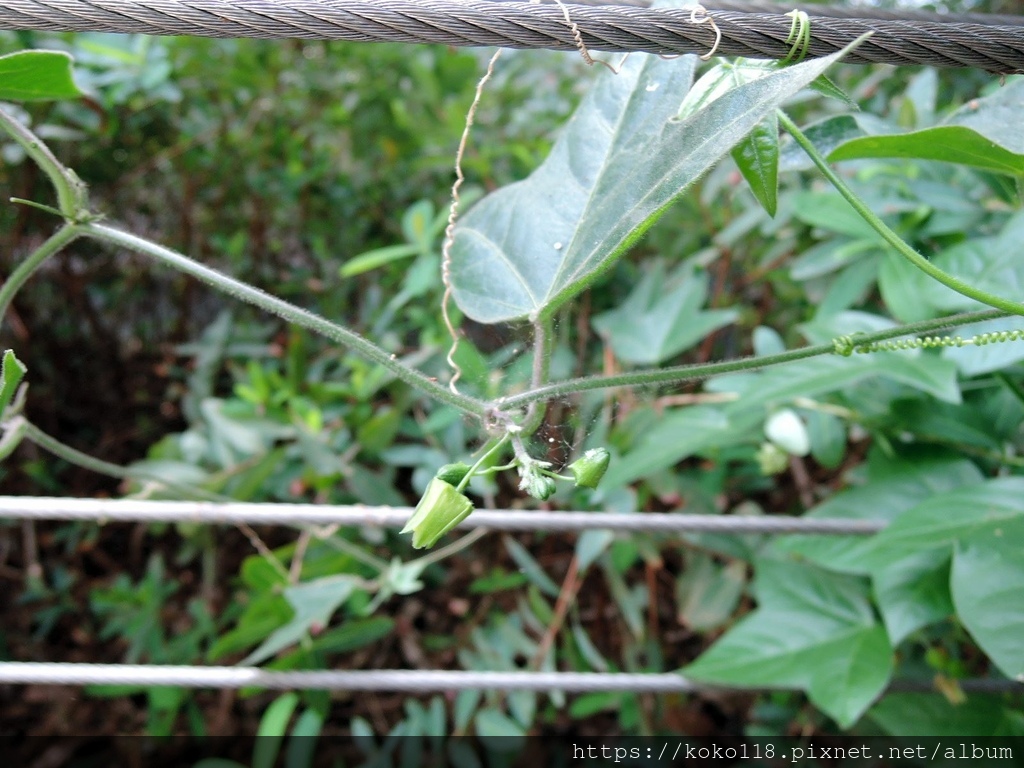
0,496 -> 884,534
0,663 -> 1020,691
0,0 -> 1023,72
532,0 -> 1024,27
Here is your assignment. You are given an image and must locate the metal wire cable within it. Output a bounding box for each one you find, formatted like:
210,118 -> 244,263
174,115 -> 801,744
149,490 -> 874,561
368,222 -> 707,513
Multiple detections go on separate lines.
0,0 -> 1022,72
534,0 -> 1024,27
0,496 -> 884,534
0,663 -> 1020,692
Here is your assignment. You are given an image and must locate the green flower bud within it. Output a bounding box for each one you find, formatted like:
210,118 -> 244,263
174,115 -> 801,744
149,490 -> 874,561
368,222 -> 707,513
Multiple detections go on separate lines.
567,447 -> 611,489
520,469 -> 557,501
756,442 -> 789,476
401,477 -> 474,549
435,461 -> 472,487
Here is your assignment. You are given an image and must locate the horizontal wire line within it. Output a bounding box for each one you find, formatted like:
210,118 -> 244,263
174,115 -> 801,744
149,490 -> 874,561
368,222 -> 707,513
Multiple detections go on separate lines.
0,0 -> 1023,71
0,496 -> 884,534
0,663 -> 1020,692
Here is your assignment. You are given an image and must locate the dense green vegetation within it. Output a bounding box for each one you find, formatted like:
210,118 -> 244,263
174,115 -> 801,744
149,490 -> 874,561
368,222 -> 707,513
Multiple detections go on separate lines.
2,10 -> 1024,752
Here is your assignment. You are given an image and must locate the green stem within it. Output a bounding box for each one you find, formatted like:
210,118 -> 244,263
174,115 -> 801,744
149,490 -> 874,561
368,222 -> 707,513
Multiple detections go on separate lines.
456,433 -> 511,492
0,224 -> 81,322
22,420 -> 228,501
778,110 -> 1024,317
0,107 -> 87,216
406,527 -> 489,571
499,310 -> 1006,411
82,222 -> 487,419
520,316 -> 553,434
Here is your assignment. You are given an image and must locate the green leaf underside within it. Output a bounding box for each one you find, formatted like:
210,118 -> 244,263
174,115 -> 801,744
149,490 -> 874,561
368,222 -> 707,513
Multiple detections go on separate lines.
683,559 -> 892,728
450,46 -> 859,324
828,79 -> 1024,175
0,50 -> 82,101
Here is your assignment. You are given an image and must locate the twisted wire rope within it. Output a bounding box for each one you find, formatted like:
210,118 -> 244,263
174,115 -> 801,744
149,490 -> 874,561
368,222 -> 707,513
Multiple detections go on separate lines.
0,0 -> 1023,72
0,663 -> 1020,691
0,496 -> 884,533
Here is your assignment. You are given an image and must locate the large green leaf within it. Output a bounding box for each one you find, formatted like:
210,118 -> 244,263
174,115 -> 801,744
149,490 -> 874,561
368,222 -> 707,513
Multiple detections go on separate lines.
683,558 -> 892,727
0,50 -> 82,101
775,452 -> 984,576
777,451 -> 978,645
857,477 -> 1024,573
601,406 -> 728,489
829,79 -> 1024,175
952,524 -> 1024,679
450,45 -> 859,324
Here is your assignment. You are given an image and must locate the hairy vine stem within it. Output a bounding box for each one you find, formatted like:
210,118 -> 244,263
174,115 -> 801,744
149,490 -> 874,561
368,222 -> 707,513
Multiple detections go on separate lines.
497,310 -> 1007,410
83,223 -> 488,418
778,110 -> 1024,318
0,224 -> 80,321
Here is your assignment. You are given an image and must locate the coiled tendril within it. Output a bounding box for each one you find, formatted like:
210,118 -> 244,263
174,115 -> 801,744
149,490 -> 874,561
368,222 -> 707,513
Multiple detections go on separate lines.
832,329 -> 1024,356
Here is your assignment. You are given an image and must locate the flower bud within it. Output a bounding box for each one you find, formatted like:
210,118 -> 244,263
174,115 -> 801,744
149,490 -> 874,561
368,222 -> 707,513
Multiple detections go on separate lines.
401,477 -> 474,549
434,461 -> 472,487
520,469 -> 557,501
756,442 -> 789,476
567,447 -> 611,489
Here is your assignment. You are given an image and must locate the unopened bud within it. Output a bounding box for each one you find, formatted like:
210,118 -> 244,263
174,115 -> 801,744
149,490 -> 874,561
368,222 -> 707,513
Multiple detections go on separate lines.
568,447 -> 611,489
435,461 -> 472,487
520,469 -> 557,501
401,477 -> 474,549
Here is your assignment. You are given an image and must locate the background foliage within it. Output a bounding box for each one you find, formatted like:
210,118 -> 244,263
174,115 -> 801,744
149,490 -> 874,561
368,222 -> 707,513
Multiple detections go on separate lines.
2,0 -> 1024,749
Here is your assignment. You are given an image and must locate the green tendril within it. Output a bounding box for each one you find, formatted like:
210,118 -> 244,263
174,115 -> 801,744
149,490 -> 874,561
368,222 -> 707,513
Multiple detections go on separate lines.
833,328 -> 1024,355
783,10 -> 812,65
832,335 -> 856,357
